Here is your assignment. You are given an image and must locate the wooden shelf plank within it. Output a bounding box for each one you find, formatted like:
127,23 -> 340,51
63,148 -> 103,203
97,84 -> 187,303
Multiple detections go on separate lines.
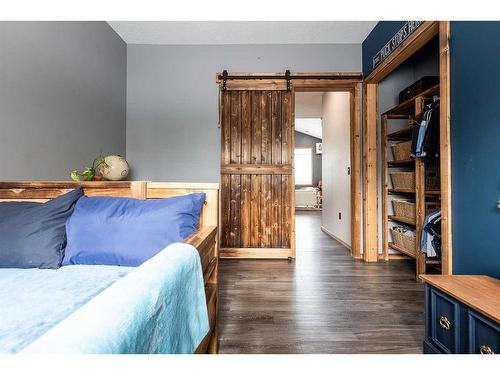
388,242 -> 416,258
388,215 -> 416,226
383,84 -> 440,117
387,127 -> 413,141
425,190 -> 441,196
388,189 -> 441,196
388,159 -> 414,167
388,188 -> 415,195
426,259 -> 441,265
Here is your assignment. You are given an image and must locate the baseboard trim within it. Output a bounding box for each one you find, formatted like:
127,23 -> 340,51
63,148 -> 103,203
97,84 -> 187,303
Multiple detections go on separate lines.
320,226 -> 351,250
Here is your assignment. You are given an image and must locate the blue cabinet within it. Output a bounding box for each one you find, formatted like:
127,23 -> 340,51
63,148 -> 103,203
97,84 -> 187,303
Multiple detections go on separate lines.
424,284 -> 499,354
468,310 -> 499,354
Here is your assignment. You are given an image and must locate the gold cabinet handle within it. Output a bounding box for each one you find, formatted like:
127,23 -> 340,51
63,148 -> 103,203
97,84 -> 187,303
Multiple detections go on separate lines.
439,315 -> 451,330
480,345 -> 494,354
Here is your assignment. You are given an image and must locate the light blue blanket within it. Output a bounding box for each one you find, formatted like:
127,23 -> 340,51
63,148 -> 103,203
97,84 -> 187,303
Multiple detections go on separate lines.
0,243 -> 209,354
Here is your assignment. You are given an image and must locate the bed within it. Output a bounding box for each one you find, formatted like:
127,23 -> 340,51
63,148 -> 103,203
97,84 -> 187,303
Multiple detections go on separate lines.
0,181 -> 219,354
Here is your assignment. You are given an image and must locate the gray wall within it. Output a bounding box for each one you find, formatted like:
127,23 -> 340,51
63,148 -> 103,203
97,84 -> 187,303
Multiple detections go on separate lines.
294,131 -> 322,186
0,22 -> 126,180
126,44 -> 361,182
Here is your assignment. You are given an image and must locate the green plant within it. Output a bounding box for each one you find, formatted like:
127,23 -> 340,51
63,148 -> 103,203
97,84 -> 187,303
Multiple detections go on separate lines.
70,154 -> 107,181
93,156 -> 107,170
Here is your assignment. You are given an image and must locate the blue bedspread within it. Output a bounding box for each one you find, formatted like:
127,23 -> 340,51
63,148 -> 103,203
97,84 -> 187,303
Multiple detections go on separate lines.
0,243 -> 209,354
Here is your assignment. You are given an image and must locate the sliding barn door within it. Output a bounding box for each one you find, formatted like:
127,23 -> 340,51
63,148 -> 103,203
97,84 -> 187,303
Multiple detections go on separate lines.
220,89 -> 295,258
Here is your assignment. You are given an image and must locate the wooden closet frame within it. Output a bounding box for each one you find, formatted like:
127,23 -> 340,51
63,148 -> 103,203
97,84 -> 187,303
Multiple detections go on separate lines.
362,21 -> 453,274
216,73 -> 363,259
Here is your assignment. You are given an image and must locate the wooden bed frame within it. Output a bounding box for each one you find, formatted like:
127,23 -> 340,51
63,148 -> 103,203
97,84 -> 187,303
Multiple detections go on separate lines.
0,180 -> 219,354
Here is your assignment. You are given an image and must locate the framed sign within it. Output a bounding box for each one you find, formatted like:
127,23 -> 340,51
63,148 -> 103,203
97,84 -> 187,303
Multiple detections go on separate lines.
372,21 -> 424,69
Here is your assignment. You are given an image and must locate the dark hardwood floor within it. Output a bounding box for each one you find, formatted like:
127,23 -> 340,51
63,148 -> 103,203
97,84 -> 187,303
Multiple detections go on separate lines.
218,211 -> 425,354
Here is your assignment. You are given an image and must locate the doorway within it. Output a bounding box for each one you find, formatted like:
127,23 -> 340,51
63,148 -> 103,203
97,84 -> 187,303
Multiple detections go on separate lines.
294,91 -> 353,252
217,72 -> 362,260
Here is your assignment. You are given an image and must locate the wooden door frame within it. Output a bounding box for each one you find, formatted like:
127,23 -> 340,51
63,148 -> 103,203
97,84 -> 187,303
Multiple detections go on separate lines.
293,76 -> 362,259
216,73 -> 363,259
362,21 -> 453,273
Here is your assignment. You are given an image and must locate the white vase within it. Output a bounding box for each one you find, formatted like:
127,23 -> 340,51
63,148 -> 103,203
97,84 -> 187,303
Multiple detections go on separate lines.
98,155 -> 130,181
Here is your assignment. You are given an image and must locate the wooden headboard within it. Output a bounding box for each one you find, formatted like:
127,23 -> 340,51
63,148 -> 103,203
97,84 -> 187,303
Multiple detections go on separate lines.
0,181 -> 147,202
146,182 -> 219,228
0,181 -> 219,229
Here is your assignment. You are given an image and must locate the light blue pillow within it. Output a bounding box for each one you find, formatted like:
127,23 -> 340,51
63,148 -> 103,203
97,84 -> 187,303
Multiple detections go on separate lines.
63,193 -> 205,267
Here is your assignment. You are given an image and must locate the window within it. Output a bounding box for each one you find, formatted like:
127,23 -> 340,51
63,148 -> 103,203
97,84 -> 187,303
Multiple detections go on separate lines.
294,148 -> 313,185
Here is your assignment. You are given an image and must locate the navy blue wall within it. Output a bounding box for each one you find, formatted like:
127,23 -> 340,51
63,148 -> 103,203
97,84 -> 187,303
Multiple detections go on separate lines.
362,21 -> 406,76
450,22 -> 500,278
362,21 -> 500,278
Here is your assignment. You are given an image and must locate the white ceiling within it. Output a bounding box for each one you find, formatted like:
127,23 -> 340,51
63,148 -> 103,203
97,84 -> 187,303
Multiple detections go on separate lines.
295,118 -> 322,139
107,21 -> 377,45
295,92 -> 323,139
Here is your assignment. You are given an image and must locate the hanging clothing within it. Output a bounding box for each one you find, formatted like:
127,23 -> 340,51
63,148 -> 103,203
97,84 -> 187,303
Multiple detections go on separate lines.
411,98 -> 440,159
421,209 -> 441,258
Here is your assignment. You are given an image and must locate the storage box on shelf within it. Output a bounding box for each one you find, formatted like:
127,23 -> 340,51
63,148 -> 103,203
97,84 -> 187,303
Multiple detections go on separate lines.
390,171 -> 416,191
391,140 -> 412,161
390,227 -> 416,257
392,199 -> 416,221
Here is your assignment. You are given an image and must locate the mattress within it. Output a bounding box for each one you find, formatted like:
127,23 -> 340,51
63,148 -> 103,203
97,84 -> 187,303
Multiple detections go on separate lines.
0,242 -> 209,354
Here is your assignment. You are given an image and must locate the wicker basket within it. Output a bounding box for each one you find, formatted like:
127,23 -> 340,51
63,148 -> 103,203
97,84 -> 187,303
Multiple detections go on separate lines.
392,200 -> 440,220
391,140 -> 412,161
392,199 -> 415,220
390,171 -> 415,190
390,228 -> 416,254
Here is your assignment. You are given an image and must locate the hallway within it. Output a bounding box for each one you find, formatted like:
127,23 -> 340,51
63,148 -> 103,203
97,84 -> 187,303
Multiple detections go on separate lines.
218,211 -> 425,354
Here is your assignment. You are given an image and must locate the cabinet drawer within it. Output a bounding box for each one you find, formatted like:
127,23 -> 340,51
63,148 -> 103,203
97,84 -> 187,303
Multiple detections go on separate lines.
430,288 -> 461,353
468,310 -> 499,354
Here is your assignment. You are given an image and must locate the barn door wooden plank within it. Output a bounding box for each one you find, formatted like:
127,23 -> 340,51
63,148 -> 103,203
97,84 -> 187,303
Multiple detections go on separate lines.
229,175 -> 241,247
230,91 -> 241,164
241,91 -> 251,165
251,91 -> 262,164
221,91 -> 231,165
240,175 -> 251,247
281,91 -> 292,165
271,174 -> 282,247
220,175 -> 231,247
271,91 -> 282,164
261,91 -> 272,164
260,174 -> 272,247
281,175 -> 292,248
250,174 -> 261,247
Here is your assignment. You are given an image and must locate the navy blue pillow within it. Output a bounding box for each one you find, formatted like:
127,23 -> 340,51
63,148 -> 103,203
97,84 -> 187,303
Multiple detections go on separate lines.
0,188 -> 83,269
63,193 -> 206,267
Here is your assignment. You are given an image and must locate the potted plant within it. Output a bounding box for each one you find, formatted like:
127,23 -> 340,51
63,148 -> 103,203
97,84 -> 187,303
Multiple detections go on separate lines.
70,156 -> 108,181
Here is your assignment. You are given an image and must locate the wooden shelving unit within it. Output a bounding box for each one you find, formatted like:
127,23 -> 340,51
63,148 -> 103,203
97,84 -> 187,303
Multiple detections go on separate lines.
388,215 -> 415,226
388,242 -> 416,258
381,84 -> 441,280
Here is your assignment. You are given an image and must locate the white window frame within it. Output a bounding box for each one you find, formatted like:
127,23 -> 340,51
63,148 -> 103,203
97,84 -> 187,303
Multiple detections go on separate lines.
294,147 -> 313,186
